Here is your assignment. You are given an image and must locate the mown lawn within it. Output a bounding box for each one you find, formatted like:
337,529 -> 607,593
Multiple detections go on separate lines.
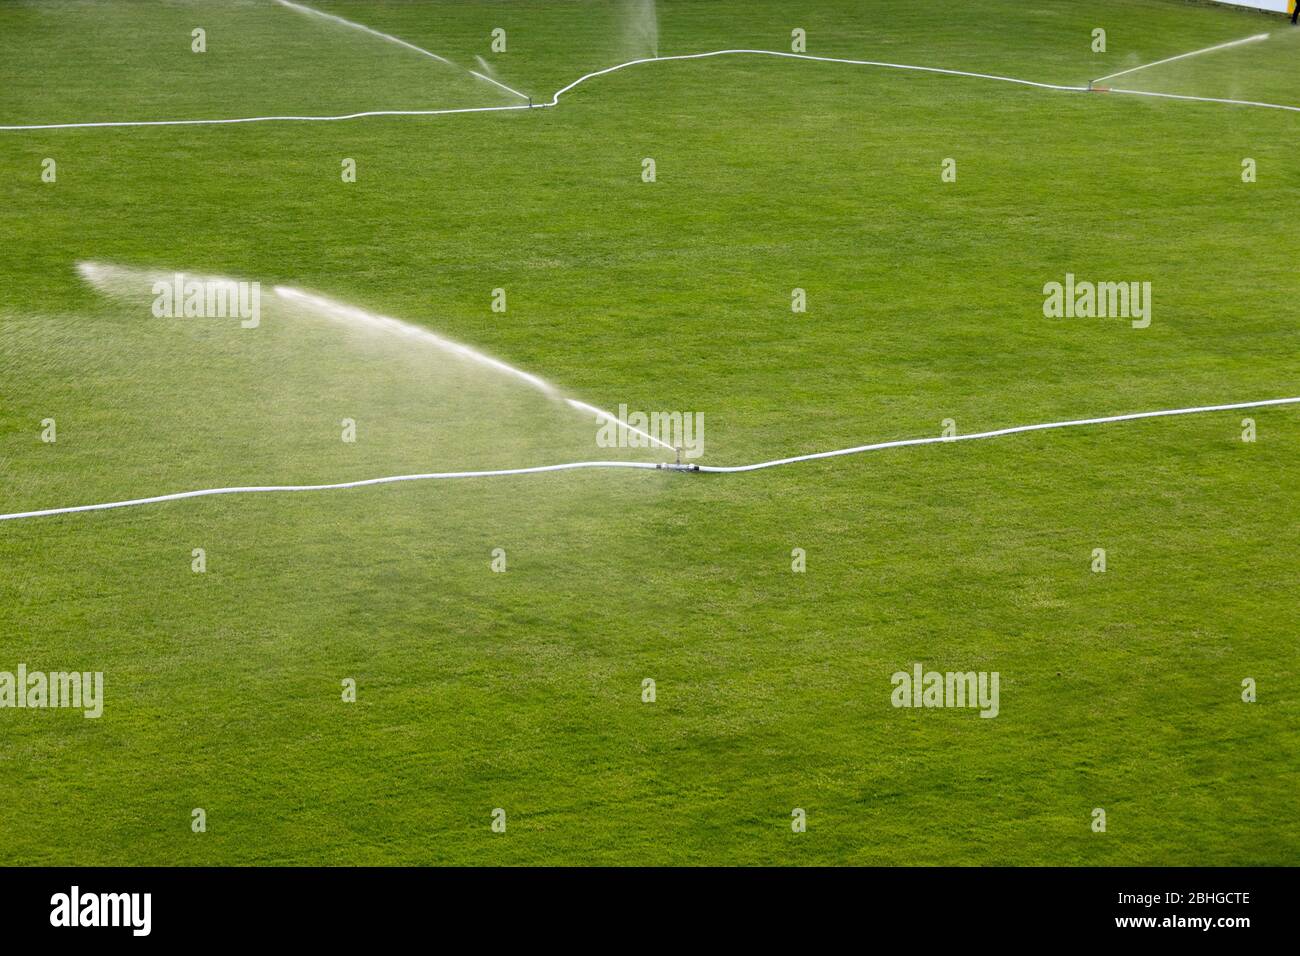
0,0 -> 1296,865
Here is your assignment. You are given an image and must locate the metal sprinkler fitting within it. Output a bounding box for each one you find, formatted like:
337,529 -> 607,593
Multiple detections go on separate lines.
657,448 -> 698,472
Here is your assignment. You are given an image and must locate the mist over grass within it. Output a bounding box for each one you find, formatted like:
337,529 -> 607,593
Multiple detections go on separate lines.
0,0 -> 509,125
2,261 -> 662,518
1097,19 -> 1300,104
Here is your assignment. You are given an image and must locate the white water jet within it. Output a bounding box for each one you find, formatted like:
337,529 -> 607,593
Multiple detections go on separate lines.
75,261 -> 676,455
274,285 -> 555,394
272,0 -> 453,65
274,0 -> 530,101
564,398 -> 666,450
1092,31 -> 1269,85
620,0 -> 659,60
273,285 -> 674,451
471,55 -> 531,102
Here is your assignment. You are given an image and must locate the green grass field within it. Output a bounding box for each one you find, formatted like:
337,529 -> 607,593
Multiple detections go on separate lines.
1,0 -> 1297,866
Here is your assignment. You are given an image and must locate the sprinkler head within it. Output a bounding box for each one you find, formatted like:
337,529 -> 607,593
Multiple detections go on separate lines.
658,446 -> 699,471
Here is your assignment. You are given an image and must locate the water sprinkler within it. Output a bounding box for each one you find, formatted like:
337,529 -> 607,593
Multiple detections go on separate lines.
657,446 -> 698,472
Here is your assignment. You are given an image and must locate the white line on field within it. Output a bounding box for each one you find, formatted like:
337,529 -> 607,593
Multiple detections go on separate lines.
3,41 -> 1297,132
271,0 -> 532,102
1092,31 -> 1269,85
3,396 -> 1297,521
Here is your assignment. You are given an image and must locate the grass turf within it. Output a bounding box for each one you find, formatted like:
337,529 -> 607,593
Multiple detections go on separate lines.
0,0 -> 1297,865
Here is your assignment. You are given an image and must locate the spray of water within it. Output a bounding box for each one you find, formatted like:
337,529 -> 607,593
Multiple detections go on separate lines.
1092,31 -> 1269,86
77,260 -> 672,452
13,266 -> 1300,522
274,285 -> 555,394
619,0 -> 659,60
273,0 -> 531,102
470,55 -> 530,103
273,285 -> 673,451
1090,27 -> 1296,110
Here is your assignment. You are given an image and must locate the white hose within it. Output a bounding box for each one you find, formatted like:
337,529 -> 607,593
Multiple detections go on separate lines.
1105,86 -> 1300,114
696,396 -> 1300,473
544,49 -> 1088,106
3,396 -> 1296,521
0,461 -> 662,522
6,42 -> 1298,131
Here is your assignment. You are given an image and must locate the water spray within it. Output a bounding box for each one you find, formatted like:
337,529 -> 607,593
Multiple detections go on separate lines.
15,270 -> 1300,517
1091,31 -> 1270,87
274,286 -> 676,452
469,55 -> 533,103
